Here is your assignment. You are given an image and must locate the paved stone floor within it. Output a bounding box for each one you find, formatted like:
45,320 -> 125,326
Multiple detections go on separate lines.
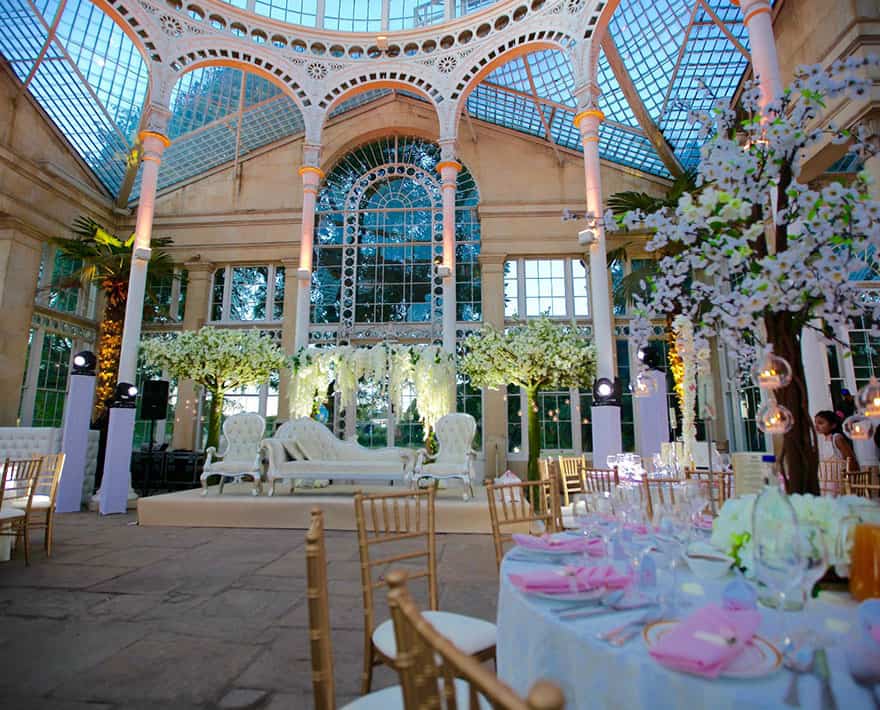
0,512 -> 500,709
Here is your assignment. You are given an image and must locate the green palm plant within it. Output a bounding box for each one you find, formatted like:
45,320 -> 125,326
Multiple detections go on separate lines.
51,216 -> 176,423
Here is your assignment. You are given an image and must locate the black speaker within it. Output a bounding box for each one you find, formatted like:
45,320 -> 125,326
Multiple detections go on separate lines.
141,380 -> 169,420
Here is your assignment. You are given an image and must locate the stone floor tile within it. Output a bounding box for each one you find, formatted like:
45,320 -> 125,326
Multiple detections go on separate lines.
218,688 -> 267,709
0,562 -> 136,590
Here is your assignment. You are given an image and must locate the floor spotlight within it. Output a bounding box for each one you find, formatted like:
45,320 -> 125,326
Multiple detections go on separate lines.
592,377 -> 622,406
72,350 -> 97,376
113,382 -> 138,407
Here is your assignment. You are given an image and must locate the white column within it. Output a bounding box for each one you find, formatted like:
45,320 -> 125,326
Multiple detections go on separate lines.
99,107 -> 170,514
294,145 -> 323,353
437,157 -> 460,353
575,106 -> 623,461
734,0 -> 782,108
801,322 -> 833,415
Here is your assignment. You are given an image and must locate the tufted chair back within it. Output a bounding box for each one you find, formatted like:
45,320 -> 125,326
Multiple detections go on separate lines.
220,413 -> 266,462
0,428 -> 62,461
433,413 -> 477,464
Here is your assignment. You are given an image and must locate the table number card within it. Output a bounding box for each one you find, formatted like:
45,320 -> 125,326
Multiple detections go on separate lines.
731,453 -> 766,496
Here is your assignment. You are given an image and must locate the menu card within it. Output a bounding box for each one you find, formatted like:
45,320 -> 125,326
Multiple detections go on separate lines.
731,453 -> 766,496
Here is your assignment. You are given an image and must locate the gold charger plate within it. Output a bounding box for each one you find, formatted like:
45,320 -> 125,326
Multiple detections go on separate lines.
643,620 -> 782,679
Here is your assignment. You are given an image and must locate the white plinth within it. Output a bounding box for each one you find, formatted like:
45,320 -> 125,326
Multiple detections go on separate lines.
100,407 -> 137,515
57,373 -> 96,513
591,405 -> 622,469
635,371 -> 669,461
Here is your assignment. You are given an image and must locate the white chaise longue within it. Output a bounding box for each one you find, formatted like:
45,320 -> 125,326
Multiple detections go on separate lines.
261,417 -> 416,495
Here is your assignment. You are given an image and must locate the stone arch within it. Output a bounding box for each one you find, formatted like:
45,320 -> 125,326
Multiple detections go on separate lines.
584,0 -> 623,88
90,0 -> 162,63
167,39 -> 311,111
318,72 -> 442,114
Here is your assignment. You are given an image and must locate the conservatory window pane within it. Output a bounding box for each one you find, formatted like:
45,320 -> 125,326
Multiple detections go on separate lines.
504,260 -> 519,318
211,268 -> 225,321
571,258 -> 589,317
230,266 -> 268,321
273,266 -> 285,320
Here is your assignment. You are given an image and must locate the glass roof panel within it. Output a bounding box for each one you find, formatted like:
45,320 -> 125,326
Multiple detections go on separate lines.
0,0 -> 146,195
324,0 -> 382,32
595,49 -> 639,128
466,83 -> 547,141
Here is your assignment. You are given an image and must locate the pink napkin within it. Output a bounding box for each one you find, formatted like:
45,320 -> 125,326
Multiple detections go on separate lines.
693,515 -> 713,531
625,523 -> 651,534
649,604 -> 761,678
512,533 -> 602,555
509,565 -> 631,594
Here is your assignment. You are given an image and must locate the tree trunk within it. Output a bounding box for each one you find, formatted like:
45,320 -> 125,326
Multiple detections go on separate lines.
91,296 -> 127,424
526,387 -> 541,483
206,390 -> 224,451
764,313 -> 820,495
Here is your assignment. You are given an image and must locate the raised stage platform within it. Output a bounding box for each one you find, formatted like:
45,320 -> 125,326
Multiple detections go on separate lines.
137,482 -> 496,534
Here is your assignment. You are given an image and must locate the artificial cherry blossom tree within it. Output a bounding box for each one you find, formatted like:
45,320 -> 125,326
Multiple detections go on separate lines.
460,319 -> 597,483
626,57 -> 880,494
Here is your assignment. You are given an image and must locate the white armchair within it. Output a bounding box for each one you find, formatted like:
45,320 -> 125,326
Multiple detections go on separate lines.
200,412 -> 265,496
414,413 -> 478,500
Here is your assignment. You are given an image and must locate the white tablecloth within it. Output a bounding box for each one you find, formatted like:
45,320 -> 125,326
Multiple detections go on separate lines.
497,550 -> 873,709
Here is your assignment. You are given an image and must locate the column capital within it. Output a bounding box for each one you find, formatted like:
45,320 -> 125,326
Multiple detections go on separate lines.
184,258 -> 215,274
298,165 -> 325,180
438,137 -> 457,163
477,252 -> 507,270
732,0 -> 771,25
302,142 -> 322,168
280,255 -> 301,270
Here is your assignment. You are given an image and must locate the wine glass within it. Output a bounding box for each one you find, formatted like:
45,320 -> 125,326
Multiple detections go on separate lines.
798,524 -> 829,609
593,492 -> 615,565
572,494 -> 598,562
752,499 -> 804,653
653,508 -> 691,616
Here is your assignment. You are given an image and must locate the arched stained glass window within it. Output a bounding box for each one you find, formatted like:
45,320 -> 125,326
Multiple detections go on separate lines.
311,136 -> 481,343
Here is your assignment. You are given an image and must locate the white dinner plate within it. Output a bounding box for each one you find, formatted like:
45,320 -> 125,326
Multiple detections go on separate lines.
643,620 -> 782,679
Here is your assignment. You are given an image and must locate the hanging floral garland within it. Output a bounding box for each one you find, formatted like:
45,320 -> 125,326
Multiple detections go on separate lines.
671,315 -> 699,467
288,343 -> 456,437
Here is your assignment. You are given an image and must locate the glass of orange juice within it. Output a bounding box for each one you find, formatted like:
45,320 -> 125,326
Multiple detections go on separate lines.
849,523 -> 880,601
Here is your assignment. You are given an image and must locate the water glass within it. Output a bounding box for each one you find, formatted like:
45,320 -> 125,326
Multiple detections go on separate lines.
798,524 -> 829,608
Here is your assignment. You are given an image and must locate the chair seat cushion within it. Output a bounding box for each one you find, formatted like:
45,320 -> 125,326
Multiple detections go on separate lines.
372,610 -> 496,659
340,679 -> 488,710
8,495 -> 51,510
419,462 -> 469,477
273,461 -> 406,478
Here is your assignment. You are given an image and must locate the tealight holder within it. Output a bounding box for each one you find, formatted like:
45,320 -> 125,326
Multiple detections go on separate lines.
756,398 -> 794,434
844,414 -> 875,440
857,377 -> 880,419
751,351 -> 792,390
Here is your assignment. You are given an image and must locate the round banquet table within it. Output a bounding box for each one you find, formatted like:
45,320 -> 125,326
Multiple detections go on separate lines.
497,549 -> 875,710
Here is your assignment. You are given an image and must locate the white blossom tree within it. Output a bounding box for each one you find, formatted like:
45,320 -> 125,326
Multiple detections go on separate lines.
626,57 -> 880,494
141,327 -> 285,449
460,319 -> 597,482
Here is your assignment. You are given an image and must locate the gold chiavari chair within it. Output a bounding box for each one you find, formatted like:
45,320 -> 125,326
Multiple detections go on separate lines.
684,469 -> 732,511
537,459 -> 564,531
582,467 -> 619,495
8,454 -> 65,557
306,508 -> 407,710
818,460 -> 850,497
386,570 -> 565,710
0,457 -> 42,565
486,478 -> 559,571
640,476 -> 682,522
354,488 -> 497,695
845,469 -> 880,499
556,454 -> 587,507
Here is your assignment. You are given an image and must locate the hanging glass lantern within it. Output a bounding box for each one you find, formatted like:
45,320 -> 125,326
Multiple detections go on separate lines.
751,351 -> 792,390
631,369 -> 659,398
756,398 -> 794,434
843,414 -> 875,441
857,377 -> 880,419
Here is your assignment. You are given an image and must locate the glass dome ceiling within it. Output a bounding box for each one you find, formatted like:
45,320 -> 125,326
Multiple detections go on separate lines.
0,0 -> 754,203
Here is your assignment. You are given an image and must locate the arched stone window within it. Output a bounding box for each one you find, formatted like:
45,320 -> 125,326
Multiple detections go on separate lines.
311,136 -> 481,344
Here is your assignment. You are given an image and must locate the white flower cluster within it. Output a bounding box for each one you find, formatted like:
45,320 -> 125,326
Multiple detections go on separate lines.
710,492 -> 875,576
459,318 -> 597,392
140,327 -> 285,394
288,343 -> 455,434
625,58 -> 880,361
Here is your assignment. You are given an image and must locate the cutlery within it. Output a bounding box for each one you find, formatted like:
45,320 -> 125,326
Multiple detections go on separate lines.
812,649 -> 838,710
598,610 -> 663,646
556,592 -> 656,621
506,554 -> 568,566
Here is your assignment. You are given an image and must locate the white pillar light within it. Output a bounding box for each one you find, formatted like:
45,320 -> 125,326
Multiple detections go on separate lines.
733,0 -> 783,108
99,115 -> 169,515
574,106 -> 623,460
293,153 -> 323,353
437,157 -> 461,354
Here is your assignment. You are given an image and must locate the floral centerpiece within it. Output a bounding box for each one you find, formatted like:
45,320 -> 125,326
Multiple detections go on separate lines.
459,318 -> 596,483
710,493 -> 878,577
